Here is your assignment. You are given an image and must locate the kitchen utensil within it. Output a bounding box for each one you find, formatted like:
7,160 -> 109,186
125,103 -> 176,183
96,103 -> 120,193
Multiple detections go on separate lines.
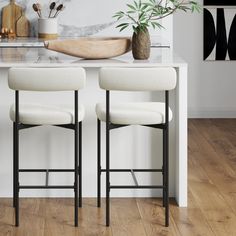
53,4 -> 64,18
2,0 -> 22,33
36,3 -> 42,17
49,2 -> 56,18
32,3 -> 40,17
16,12 -> 30,37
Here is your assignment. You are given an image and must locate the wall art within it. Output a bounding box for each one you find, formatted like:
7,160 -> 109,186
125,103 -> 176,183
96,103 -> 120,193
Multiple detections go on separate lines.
204,1 -> 236,60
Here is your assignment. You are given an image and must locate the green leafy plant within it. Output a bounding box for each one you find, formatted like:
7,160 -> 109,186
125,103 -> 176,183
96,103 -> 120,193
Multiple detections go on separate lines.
113,0 -> 201,33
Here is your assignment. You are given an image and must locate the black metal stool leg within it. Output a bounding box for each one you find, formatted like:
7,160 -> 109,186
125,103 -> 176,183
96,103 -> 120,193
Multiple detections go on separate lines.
162,129 -> 166,208
97,119 -> 101,207
74,121 -> 79,227
74,91 -> 79,227
13,122 -> 16,208
79,121 -> 82,208
15,122 -> 19,227
106,124 -> 110,226
106,91 -> 110,227
15,91 -> 20,227
165,127 -> 169,227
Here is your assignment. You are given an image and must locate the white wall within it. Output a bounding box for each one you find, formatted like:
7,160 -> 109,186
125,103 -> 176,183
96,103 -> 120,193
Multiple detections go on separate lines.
173,4 -> 236,118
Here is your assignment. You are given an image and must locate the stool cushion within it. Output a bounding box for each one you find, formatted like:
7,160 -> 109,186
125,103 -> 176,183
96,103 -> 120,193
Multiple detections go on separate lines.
99,68 -> 176,91
96,102 -> 172,125
10,103 -> 85,125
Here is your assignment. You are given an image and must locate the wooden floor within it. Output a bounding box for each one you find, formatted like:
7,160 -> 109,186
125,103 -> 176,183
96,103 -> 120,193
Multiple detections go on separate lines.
0,119 -> 236,236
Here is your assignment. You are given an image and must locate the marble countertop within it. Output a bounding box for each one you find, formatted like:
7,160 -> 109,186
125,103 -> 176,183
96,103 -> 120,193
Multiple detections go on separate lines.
0,37 -> 45,48
0,37 -> 170,48
0,47 -> 186,68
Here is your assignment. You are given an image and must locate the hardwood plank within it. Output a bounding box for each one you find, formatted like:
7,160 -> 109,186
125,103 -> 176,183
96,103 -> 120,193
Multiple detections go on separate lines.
0,199 -> 14,236
43,198 -> 112,236
194,119 -> 236,168
111,198 -> 146,236
137,198 -> 181,236
188,120 -> 236,236
189,120 -> 236,214
78,198 -> 112,236
170,192 -> 215,236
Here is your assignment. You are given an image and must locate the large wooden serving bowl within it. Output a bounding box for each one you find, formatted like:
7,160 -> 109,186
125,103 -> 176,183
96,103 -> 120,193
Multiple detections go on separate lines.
44,37 -> 132,59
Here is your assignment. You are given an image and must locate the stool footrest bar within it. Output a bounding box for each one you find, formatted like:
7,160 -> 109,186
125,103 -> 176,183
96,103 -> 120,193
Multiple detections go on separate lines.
101,169 -> 162,172
19,169 -> 75,172
110,185 -> 164,189
19,185 -> 74,189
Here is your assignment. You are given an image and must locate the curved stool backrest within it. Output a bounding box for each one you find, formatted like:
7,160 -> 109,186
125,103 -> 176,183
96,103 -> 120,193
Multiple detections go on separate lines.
99,67 -> 176,91
8,67 -> 86,91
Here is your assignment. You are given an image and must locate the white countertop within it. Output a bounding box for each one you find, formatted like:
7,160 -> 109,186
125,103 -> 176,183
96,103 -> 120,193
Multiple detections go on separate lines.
0,37 -> 170,48
0,37 -> 178,68
0,37 -> 45,48
0,47 -> 186,68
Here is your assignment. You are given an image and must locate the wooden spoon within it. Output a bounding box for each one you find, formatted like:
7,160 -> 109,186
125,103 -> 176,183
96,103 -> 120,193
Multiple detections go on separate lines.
36,3 -> 42,17
32,3 -> 40,17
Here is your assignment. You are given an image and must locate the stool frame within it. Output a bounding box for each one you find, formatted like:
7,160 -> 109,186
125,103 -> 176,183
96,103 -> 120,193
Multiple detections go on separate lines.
97,90 -> 170,227
13,90 -> 82,227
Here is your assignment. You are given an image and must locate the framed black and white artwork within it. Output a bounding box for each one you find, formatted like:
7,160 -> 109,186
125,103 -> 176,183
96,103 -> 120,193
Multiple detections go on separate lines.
204,0 -> 236,60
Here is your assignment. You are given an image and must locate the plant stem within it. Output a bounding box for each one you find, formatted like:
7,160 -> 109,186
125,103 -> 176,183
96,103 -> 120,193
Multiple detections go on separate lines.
125,14 -> 139,25
151,0 -> 185,21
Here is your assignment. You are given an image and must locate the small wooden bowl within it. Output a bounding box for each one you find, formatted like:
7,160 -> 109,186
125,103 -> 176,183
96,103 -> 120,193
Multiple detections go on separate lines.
44,37 -> 132,59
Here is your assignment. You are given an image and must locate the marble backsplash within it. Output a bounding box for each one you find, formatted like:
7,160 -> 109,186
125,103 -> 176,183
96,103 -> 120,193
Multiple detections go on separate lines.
0,0 -> 134,37
0,0 -> 170,46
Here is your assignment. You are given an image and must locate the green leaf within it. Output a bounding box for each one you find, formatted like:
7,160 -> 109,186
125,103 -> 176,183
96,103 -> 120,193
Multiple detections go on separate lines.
117,15 -> 125,20
114,0 -> 202,34
139,0 -> 142,9
127,4 -> 136,11
113,11 -> 124,18
116,23 -> 129,28
139,11 -> 146,21
141,4 -> 149,11
134,0 -> 139,9
119,24 -> 129,32
127,10 -> 136,14
151,21 -> 156,29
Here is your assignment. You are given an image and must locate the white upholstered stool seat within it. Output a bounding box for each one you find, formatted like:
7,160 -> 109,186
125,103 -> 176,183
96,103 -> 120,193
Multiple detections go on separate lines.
10,103 -> 85,125
96,102 -> 172,125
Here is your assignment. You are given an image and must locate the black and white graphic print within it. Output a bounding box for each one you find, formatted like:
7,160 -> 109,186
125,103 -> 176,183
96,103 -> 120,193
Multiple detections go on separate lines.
204,0 -> 236,6
204,8 -> 236,60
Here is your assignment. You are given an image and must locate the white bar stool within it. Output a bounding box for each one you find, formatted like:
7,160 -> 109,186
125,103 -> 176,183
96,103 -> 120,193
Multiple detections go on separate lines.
96,67 -> 176,227
8,67 -> 86,227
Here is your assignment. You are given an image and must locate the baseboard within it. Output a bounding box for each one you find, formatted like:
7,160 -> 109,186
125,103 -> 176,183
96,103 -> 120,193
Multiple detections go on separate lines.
188,109 -> 236,118
0,191 -> 174,198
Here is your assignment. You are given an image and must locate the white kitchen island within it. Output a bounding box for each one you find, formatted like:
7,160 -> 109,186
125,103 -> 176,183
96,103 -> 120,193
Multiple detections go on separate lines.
0,47 -> 187,207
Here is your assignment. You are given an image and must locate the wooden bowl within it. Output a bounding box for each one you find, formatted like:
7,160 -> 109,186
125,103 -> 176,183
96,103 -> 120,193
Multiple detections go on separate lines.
44,37 -> 132,59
